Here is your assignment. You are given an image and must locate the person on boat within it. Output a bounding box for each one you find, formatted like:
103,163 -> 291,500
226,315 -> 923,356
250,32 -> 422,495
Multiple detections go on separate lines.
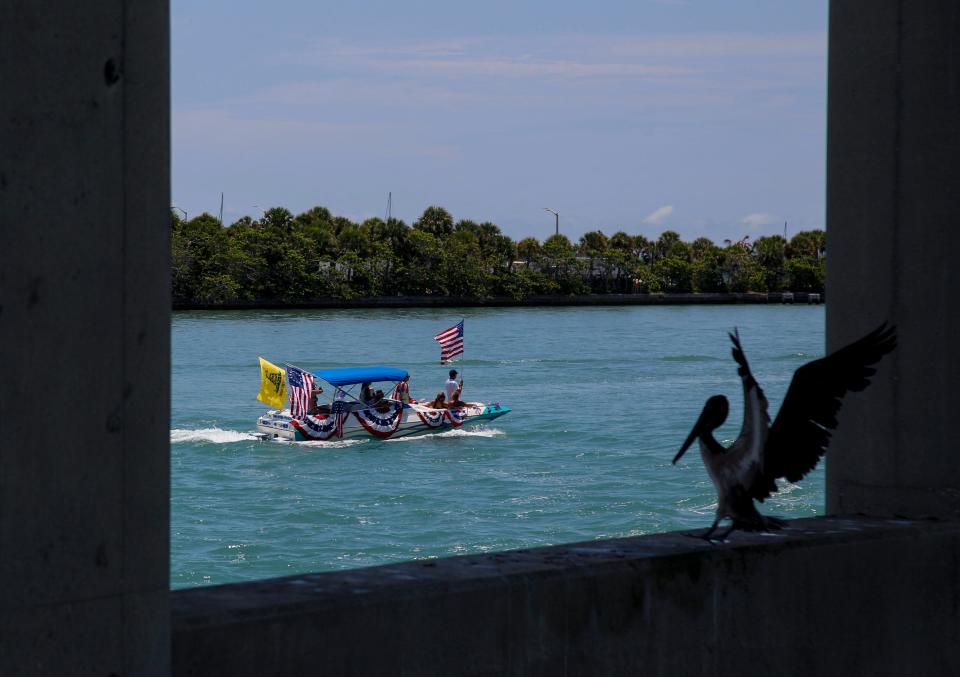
307,385 -> 324,415
361,382 -> 376,406
447,387 -> 467,409
392,375 -> 415,404
444,369 -> 462,401
373,389 -> 392,413
426,391 -> 446,409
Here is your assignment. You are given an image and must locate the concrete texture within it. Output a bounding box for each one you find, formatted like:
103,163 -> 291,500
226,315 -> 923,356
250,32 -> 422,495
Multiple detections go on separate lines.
0,1 -> 170,674
172,516 -> 960,676
826,0 -> 960,519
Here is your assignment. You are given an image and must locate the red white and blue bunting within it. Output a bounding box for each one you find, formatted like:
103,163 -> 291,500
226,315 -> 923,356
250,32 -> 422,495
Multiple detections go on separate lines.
415,408 -> 447,428
288,403 -> 487,441
444,407 -> 472,427
292,414 -> 340,441
354,402 -> 405,438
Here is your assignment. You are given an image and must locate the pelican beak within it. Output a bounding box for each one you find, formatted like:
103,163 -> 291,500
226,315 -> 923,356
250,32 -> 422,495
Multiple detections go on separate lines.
673,405 -> 712,464
672,426 -> 699,465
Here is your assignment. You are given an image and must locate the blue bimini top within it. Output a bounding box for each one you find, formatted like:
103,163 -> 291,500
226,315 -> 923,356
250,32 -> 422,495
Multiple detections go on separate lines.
313,366 -> 409,387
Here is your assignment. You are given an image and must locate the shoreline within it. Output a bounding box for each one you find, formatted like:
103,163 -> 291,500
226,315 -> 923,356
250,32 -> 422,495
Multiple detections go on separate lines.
173,291 -> 823,311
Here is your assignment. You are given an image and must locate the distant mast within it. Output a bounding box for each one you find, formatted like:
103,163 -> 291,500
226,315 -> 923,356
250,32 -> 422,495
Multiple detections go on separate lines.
783,222 -> 788,266
385,192 -> 392,223
219,192 -> 224,225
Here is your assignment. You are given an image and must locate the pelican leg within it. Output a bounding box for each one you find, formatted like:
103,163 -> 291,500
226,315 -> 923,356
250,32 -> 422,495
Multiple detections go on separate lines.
701,518 -> 721,541
714,521 -> 737,540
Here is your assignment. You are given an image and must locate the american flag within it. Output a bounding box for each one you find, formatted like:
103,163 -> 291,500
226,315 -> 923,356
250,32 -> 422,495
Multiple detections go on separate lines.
433,320 -> 464,363
286,364 -> 314,418
331,388 -> 349,438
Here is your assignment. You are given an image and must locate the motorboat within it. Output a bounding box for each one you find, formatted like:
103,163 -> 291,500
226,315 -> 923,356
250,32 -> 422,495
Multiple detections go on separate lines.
256,366 -> 510,442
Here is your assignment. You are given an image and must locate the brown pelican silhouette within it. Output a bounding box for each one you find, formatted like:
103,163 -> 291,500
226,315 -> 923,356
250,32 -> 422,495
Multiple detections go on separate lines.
673,323 -> 897,541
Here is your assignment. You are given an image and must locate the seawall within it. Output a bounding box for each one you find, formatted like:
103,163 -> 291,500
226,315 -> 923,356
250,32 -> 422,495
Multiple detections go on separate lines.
173,291 -> 823,311
172,515 -> 960,675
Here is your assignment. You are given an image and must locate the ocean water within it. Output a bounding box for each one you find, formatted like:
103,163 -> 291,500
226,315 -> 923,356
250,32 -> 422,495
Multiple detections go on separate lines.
172,304 -> 825,588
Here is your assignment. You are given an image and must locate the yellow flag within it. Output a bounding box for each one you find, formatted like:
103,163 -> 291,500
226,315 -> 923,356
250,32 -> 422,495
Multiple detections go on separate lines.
257,357 -> 287,410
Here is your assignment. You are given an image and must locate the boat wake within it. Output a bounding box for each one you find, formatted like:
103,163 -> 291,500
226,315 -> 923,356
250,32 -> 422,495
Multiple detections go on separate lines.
385,426 -> 506,443
171,425 -> 504,448
170,427 -> 262,444
280,438 -> 369,449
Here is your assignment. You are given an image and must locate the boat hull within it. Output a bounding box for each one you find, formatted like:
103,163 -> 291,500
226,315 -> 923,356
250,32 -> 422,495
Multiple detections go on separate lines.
256,402 -> 510,442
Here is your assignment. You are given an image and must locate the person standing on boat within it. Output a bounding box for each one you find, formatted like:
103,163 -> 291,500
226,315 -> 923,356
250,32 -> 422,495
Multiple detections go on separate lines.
307,385 -> 324,415
392,375 -> 414,403
444,369 -> 462,401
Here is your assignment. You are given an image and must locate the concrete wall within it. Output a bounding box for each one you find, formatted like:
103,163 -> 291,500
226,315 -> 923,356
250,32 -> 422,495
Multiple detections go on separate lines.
826,0 -> 960,519
0,2 -> 170,674
173,517 -> 960,676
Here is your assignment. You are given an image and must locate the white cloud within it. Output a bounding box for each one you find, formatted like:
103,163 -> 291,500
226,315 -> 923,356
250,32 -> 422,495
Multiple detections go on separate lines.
286,38 -> 694,80
606,32 -> 826,60
241,80 -> 480,109
172,107 -> 390,155
293,32 -> 825,73
256,31 -> 824,118
363,57 -> 690,80
741,212 -> 774,229
644,205 -> 674,225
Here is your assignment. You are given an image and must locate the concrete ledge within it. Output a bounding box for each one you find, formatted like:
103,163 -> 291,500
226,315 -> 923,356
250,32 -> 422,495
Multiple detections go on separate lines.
173,292 -> 823,311
171,516 -> 960,676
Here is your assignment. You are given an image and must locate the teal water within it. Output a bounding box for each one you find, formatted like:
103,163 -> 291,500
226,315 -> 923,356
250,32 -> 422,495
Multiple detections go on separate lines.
172,305 -> 825,588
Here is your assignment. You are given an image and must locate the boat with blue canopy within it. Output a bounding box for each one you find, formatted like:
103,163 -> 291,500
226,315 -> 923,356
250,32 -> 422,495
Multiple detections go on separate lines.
255,362 -> 510,442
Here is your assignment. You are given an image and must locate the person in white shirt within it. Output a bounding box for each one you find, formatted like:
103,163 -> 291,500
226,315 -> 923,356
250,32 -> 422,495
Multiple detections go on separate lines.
443,369 -> 462,401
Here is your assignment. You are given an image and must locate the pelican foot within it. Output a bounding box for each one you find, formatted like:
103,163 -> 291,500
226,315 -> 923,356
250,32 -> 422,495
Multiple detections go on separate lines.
731,515 -> 787,533
683,525 -> 733,544
760,515 -> 786,531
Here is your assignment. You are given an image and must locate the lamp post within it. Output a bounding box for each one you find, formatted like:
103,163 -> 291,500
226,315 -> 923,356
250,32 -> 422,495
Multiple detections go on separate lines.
543,208 -> 559,236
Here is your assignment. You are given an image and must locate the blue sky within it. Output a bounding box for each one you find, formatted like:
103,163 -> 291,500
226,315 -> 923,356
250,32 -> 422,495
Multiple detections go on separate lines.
172,1 -> 827,243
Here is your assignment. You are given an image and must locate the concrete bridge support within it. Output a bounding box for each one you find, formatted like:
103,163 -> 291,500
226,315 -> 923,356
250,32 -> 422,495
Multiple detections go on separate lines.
0,2 -> 170,674
826,0 -> 960,520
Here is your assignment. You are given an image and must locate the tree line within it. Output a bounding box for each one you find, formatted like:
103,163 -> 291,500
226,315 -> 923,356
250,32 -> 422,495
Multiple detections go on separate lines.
171,205 -> 826,304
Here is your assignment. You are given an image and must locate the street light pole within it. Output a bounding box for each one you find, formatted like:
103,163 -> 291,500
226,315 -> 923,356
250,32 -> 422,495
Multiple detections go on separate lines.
544,208 -> 559,236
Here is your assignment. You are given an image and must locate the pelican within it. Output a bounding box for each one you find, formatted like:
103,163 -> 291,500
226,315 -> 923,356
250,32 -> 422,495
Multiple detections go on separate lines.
673,323 -> 897,541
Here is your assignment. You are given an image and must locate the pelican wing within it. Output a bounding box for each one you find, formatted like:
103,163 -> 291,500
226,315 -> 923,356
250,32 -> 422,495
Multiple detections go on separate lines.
729,329 -> 776,498
756,322 -> 897,499
729,329 -> 771,434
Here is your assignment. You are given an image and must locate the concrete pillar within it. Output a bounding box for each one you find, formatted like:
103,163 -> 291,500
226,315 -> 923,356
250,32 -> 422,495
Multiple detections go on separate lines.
0,2 -> 170,674
827,1 -> 960,518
